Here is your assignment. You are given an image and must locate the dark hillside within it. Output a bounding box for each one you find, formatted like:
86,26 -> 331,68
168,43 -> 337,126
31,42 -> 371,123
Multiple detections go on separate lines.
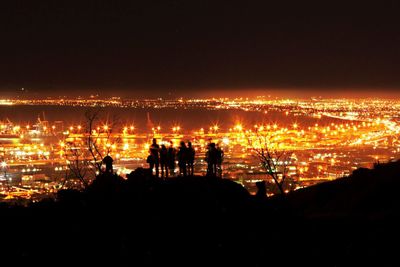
1,163 -> 400,266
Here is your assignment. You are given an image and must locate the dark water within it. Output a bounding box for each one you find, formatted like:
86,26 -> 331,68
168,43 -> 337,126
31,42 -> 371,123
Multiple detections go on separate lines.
0,105 -> 342,132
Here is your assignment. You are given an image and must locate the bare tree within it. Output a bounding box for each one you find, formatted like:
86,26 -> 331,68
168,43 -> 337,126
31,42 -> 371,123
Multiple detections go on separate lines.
62,145 -> 90,189
61,109 -> 121,189
249,133 -> 294,195
85,109 -> 104,174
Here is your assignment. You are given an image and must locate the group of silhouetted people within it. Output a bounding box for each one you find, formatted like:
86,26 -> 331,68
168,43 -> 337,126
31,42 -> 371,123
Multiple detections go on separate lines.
147,138 -> 224,178
102,138 -> 223,179
147,138 -> 196,178
205,142 -> 224,177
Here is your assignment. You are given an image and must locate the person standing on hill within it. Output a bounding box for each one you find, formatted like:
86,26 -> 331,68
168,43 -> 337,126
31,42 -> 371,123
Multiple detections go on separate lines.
187,142 -> 195,176
177,141 -> 187,177
149,138 -> 160,177
206,142 -> 217,176
167,141 -> 176,176
160,144 -> 169,179
102,155 -> 114,174
216,144 -> 224,178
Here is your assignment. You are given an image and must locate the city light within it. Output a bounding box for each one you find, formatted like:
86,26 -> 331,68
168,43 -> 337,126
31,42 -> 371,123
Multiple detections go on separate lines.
0,96 -> 399,199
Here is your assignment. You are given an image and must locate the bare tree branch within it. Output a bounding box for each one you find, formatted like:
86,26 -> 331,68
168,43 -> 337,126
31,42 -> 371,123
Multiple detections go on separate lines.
249,131 -> 293,195
60,109 -> 121,190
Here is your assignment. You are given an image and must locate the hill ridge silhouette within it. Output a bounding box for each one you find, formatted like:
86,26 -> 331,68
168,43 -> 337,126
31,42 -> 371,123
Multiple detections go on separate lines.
1,162 -> 400,266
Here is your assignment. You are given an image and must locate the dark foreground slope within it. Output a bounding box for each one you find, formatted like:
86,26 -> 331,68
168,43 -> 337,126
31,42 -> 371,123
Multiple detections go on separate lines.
282,160 -> 400,267
1,162 -> 400,267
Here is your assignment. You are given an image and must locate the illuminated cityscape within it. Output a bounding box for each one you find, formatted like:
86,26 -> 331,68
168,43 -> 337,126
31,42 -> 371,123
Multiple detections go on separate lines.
0,96 -> 399,201
2,1 -> 400,265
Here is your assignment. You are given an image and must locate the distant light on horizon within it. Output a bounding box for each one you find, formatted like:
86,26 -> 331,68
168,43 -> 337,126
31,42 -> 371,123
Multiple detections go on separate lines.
0,100 -> 13,106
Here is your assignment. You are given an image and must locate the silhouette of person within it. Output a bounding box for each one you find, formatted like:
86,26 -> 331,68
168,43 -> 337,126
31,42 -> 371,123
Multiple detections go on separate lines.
187,142 -> 195,176
206,142 -> 217,176
160,144 -> 169,179
149,138 -> 160,177
205,143 -> 211,175
102,155 -> 114,174
177,141 -> 187,177
255,180 -> 267,199
216,144 -> 224,178
167,141 -> 176,176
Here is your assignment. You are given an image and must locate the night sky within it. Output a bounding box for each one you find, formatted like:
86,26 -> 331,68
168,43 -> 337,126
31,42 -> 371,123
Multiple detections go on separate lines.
0,1 -> 399,97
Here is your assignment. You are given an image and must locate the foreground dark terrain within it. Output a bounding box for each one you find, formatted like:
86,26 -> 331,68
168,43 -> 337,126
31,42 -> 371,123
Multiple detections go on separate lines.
1,161 -> 400,267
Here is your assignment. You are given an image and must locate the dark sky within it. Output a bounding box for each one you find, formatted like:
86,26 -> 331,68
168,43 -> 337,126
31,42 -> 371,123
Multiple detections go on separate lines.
0,1 -> 400,97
